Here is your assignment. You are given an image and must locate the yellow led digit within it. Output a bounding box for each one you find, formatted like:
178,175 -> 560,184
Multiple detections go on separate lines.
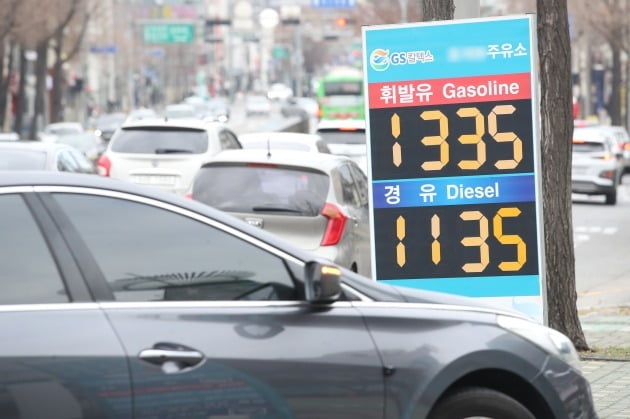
493,207 -> 526,271
420,110 -> 449,171
460,211 -> 489,273
391,113 -> 402,167
431,214 -> 440,265
456,107 -> 486,170
488,104 -> 523,170
396,215 -> 406,267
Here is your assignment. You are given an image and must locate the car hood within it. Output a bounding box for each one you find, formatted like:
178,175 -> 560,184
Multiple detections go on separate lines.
341,270 -> 522,315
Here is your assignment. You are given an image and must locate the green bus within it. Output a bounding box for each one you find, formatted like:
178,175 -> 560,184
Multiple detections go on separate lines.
315,67 -> 364,121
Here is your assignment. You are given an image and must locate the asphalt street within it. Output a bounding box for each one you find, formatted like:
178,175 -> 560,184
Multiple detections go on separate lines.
573,176 -> 630,310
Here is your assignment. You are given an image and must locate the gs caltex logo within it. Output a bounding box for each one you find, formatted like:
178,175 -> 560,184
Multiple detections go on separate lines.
370,49 -> 390,71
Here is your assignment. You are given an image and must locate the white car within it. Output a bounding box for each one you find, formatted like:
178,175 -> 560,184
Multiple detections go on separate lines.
572,126 -> 623,204
97,118 -> 242,195
245,96 -> 272,116
239,132 -> 331,154
316,119 -> 367,174
267,83 -> 293,101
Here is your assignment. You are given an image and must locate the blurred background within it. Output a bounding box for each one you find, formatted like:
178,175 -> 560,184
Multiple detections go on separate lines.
0,0 -> 626,137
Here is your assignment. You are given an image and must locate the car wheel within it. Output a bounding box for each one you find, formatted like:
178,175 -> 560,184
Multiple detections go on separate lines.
427,387 -> 535,419
605,189 -> 617,205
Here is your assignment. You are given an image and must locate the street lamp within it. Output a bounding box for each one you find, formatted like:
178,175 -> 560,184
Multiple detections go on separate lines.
259,8 -> 279,93
280,5 -> 303,97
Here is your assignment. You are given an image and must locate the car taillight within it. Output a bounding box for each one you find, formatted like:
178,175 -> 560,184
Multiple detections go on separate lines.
594,153 -> 612,161
184,193 -> 192,199
599,170 -> 615,179
97,154 -> 111,177
320,203 -> 347,246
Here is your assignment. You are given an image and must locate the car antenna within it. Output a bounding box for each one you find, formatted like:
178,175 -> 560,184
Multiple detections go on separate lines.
267,137 -> 271,159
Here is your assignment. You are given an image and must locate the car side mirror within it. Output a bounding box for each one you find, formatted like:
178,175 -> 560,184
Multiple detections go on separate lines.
304,261 -> 342,303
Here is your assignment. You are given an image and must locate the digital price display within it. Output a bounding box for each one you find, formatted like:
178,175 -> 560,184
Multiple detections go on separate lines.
363,16 -> 545,321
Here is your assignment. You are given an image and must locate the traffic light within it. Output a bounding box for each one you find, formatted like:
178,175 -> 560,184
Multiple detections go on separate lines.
335,17 -> 348,27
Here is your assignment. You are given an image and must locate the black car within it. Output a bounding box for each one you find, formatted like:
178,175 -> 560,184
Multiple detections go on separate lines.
0,172 -> 596,419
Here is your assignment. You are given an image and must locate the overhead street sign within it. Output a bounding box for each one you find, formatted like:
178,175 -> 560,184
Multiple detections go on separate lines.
363,16 -> 545,323
143,24 -> 195,44
90,45 -> 117,54
311,0 -> 356,8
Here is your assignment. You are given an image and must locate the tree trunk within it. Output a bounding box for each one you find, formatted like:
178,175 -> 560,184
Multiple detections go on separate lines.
13,46 -> 26,136
609,43 -> 622,126
30,40 -> 48,139
0,40 -> 15,128
51,29 -> 64,123
537,0 -> 587,350
422,0 -> 454,21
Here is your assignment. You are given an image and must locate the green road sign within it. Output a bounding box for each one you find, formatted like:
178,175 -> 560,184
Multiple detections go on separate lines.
143,24 -> 195,44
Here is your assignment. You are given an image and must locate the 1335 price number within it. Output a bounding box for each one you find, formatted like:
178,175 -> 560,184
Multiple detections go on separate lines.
369,100 -> 535,180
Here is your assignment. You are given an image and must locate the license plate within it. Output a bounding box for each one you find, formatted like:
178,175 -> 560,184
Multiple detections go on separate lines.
133,175 -> 177,186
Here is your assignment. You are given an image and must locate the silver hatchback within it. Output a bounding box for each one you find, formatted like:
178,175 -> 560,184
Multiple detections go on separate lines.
191,149 -> 371,276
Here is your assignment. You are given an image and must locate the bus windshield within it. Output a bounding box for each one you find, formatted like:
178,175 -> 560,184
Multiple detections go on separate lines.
316,67 -> 364,121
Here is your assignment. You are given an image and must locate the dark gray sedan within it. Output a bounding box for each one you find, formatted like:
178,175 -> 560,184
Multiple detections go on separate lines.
0,172 -> 596,419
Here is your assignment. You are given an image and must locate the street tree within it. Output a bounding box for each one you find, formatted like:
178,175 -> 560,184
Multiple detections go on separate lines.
569,0 -> 629,126
417,0 -> 586,348
537,0 -> 587,349
421,0 -> 454,20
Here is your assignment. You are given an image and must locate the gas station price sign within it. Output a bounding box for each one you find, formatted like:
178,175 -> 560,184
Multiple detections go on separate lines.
362,16 -> 545,321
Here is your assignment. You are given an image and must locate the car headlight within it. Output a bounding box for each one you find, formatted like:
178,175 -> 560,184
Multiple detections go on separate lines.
497,315 -> 581,371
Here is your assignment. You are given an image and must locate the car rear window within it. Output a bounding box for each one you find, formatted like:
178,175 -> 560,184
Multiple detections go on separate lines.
317,128 -> 366,145
572,141 -> 606,153
194,164 -> 329,216
111,127 -> 208,154
0,150 -> 47,169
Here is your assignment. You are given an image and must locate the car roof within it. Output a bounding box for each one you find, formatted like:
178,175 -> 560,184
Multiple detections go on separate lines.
202,149 -> 352,171
239,132 -> 322,144
0,141 -> 72,153
120,117 -> 224,131
46,122 -> 83,129
573,126 -> 615,143
316,119 -> 366,131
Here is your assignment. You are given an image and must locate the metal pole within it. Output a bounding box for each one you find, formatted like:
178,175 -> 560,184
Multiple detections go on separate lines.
295,21 -> 303,97
399,0 -> 408,23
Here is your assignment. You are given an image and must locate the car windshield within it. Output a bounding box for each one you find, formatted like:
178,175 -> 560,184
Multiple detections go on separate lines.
47,126 -> 82,136
573,141 -> 606,153
97,114 -> 127,129
0,150 -> 47,169
111,128 -> 208,154
165,107 -> 195,119
194,164 -> 329,216
317,128 -> 366,145
323,81 -> 362,95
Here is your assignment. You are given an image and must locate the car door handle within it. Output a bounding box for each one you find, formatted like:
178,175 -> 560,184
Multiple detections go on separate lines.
139,342 -> 205,373
139,348 -> 204,366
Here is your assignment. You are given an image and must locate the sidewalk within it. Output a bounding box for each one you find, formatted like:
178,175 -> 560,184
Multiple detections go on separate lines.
579,307 -> 630,418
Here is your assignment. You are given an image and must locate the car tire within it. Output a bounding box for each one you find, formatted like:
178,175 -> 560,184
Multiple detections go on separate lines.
427,387 -> 535,419
605,189 -> 617,205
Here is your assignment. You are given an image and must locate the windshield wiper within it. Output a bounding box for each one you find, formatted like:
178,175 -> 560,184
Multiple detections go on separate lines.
251,206 -> 302,213
154,148 -> 194,154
